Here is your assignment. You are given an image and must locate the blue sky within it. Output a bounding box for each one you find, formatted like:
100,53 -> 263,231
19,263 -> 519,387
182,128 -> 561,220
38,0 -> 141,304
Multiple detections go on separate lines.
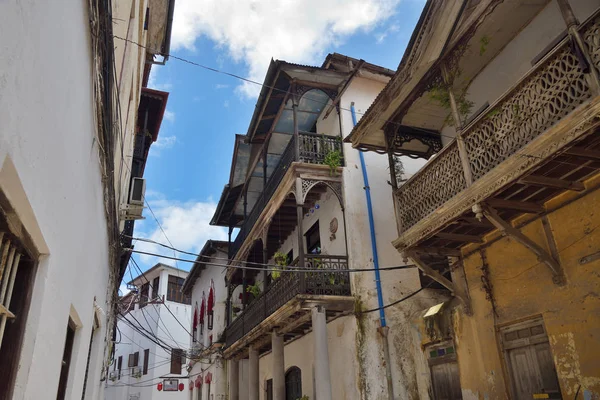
127,0 -> 426,285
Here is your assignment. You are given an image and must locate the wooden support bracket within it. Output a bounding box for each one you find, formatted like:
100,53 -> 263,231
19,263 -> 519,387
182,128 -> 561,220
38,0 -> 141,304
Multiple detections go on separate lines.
519,175 -> 585,191
482,205 -> 564,282
406,250 -> 469,307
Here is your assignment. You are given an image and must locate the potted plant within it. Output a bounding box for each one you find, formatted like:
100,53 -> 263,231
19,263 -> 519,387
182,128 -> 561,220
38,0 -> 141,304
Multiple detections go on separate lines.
246,283 -> 261,298
272,251 -> 288,279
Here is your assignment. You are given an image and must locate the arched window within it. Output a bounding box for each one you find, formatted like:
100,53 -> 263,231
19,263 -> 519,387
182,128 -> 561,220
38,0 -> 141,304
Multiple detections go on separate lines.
285,366 -> 302,400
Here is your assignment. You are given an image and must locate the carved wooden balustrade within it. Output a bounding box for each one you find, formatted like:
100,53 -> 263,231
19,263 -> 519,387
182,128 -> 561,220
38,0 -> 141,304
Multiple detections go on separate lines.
395,13 -> 600,233
224,255 -> 350,348
230,132 -> 343,259
298,132 -> 344,165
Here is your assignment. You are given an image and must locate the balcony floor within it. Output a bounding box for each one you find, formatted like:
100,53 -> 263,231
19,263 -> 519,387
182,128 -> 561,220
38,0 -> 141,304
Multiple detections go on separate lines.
403,124 -> 600,260
223,294 -> 354,360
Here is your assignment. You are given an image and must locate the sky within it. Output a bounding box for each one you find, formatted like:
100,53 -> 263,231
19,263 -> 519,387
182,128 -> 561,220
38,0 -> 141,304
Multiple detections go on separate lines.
124,0 -> 427,292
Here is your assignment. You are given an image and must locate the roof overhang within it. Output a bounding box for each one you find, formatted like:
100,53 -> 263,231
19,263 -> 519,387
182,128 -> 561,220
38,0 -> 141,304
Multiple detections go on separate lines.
182,240 -> 229,294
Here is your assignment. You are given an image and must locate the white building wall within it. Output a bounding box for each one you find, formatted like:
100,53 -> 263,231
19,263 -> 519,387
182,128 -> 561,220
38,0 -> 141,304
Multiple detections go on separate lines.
257,316 -> 360,400
105,267 -> 191,400
0,0 -> 160,399
337,76 -> 443,399
188,246 -> 229,400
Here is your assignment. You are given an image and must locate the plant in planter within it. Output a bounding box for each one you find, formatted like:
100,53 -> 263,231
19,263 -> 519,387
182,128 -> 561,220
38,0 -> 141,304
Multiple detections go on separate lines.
320,134 -> 342,175
272,251 -> 288,280
132,370 -> 142,379
246,283 -> 261,298
297,396 -> 310,400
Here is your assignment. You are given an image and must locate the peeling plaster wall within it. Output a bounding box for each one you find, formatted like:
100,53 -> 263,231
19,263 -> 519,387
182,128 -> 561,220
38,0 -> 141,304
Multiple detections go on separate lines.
336,76 -> 443,399
455,178 -> 600,399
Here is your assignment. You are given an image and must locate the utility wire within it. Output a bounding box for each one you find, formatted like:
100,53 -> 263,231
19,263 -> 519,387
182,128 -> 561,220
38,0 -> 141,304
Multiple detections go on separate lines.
129,257 -> 200,346
127,257 -> 188,348
124,234 -> 417,272
127,247 -> 417,273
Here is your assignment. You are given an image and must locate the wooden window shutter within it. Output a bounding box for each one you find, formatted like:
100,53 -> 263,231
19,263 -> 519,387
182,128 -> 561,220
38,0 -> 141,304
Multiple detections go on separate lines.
128,353 -> 135,368
143,349 -> 149,375
134,351 -> 139,366
170,348 -> 184,374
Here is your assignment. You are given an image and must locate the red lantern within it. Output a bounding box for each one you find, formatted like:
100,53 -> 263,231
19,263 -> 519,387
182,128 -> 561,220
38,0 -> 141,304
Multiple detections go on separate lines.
179,383 -> 184,391
157,383 -> 163,391
189,381 -> 194,391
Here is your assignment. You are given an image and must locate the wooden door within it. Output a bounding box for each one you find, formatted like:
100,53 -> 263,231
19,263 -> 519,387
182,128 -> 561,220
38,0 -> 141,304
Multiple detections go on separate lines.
431,362 -> 462,400
427,342 -> 462,400
501,319 -> 561,399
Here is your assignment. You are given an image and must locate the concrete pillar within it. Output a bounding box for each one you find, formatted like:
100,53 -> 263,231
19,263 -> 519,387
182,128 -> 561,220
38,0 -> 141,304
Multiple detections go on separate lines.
312,306 -> 332,400
272,331 -> 285,400
229,359 -> 239,400
248,347 -> 259,400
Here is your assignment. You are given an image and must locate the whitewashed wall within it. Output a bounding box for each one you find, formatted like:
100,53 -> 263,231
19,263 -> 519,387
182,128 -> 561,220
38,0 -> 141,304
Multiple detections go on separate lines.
105,266 -> 191,400
188,246 -> 229,400
0,0 -> 160,399
338,76 -> 442,399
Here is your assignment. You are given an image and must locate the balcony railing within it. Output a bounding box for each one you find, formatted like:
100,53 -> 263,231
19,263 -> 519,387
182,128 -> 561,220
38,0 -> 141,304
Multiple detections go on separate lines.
230,133 -> 343,259
395,14 -> 600,232
225,255 -> 350,348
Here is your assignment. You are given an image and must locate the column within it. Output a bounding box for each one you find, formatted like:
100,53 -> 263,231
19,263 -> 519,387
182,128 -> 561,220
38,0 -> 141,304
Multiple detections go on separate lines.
312,306 -> 332,400
272,331 -> 285,400
229,359 -> 239,400
248,347 -> 259,400
295,177 -> 306,290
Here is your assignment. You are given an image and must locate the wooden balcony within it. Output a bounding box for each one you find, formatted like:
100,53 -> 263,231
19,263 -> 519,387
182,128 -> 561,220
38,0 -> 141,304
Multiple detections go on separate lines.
393,12 -> 600,255
223,255 -> 353,359
229,132 -> 343,259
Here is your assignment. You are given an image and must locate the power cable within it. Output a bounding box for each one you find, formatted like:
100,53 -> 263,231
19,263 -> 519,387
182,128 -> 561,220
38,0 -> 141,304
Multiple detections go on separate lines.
129,257 -> 199,343
124,234 -> 418,272
126,258 -> 186,348
127,246 -> 417,274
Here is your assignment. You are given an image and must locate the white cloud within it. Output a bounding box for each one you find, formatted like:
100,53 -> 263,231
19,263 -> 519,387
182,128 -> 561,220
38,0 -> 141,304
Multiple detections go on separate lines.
134,193 -> 228,270
154,135 -> 177,149
375,22 -> 399,44
171,0 -> 401,98
223,100 -> 230,108
149,135 -> 177,157
148,67 -> 173,91
164,110 -> 176,122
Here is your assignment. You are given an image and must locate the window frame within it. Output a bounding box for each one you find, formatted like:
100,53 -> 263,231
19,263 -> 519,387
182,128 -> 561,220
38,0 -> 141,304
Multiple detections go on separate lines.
305,221 -> 321,255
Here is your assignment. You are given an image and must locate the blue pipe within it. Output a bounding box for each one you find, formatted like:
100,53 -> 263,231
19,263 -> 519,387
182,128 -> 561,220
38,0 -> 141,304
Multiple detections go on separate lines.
350,103 -> 386,327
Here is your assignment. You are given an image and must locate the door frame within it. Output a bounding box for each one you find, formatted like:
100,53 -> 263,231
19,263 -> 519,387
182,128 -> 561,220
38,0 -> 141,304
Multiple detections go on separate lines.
497,316 -> 560,400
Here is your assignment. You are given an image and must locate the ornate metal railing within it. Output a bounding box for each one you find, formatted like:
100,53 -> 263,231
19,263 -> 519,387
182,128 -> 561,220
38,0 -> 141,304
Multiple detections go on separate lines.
395,14 -> 600,232
230,132 -> 343,259
224,255 -> 350,348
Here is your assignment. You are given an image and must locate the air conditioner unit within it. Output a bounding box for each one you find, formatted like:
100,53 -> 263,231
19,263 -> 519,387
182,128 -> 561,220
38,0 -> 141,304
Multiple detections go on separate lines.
129,177 -> 146,206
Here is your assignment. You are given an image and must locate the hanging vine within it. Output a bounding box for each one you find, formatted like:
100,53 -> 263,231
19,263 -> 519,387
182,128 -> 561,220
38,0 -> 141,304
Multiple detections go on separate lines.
479,249 -> 498,317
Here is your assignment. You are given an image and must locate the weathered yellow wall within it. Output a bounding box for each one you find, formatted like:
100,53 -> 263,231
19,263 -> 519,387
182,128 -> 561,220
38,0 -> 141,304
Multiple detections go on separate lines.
456,184 -> 600,399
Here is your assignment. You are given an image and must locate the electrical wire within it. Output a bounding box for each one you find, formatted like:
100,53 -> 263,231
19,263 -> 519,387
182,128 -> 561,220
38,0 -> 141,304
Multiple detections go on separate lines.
127,246 -> 417,274
125,234 -> 418,272
126,258 -> 186,348
358,280 -> 435,314
130,257 -> 199,343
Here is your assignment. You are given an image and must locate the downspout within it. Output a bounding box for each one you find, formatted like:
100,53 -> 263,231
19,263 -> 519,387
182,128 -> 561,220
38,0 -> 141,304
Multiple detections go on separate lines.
350,103 -> 395,399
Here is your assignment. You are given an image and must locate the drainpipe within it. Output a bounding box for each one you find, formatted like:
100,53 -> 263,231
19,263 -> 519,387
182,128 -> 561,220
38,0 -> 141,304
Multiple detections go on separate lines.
351,103 -> 395,399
